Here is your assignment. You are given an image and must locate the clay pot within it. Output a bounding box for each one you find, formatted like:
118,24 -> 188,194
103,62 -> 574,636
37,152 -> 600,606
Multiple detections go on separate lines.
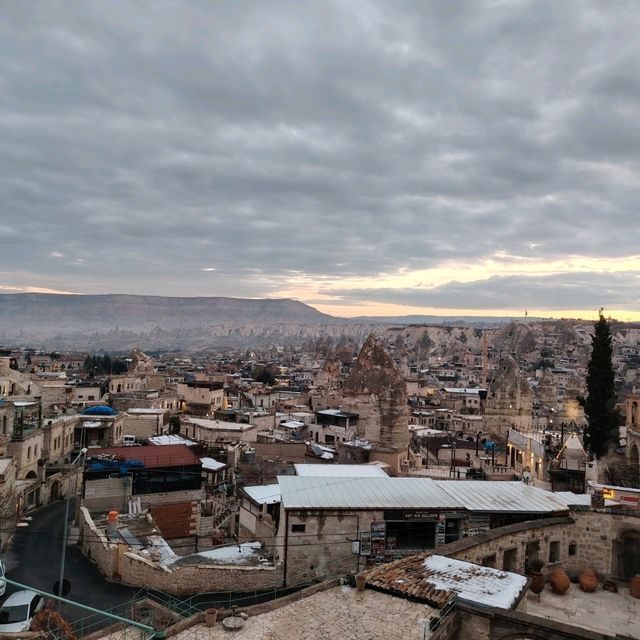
530,572 -> 546,600
630,575 -> 640,599
204,608 -> 218,627
579,569 -> 598,593
548,568 -> 571,595
355,573 -> 367,592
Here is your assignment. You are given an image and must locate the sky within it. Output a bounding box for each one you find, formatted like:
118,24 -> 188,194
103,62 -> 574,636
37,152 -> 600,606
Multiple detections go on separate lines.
1,1 -> 640,320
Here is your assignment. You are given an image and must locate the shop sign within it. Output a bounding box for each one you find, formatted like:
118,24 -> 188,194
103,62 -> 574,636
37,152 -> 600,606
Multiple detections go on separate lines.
384,510 -> 439,522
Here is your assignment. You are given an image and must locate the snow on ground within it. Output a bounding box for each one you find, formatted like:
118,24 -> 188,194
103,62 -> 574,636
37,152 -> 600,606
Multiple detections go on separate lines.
174,542 -> 273,567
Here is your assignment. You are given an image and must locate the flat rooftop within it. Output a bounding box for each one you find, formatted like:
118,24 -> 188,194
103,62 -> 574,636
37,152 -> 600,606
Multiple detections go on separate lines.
293,464 -> 388,478
526,583 -> 640,638
184,417 -> 255,431
173,586 -> 437,640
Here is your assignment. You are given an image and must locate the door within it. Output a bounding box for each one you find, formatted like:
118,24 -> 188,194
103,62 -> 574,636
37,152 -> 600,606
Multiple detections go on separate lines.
619,532 -> 640,579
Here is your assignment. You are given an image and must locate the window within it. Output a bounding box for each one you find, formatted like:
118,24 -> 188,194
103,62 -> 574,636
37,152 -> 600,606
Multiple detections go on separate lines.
568,542 -> 577,556
481,554 -> 496,568
27,446 -> 31,460
34,444 -> 38,457
291,523 -> 306,533
503,548 -> 518,572
549,541 -> 560,563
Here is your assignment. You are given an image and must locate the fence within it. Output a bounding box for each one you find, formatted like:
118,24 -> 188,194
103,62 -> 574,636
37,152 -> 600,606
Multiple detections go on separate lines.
4,578 -> 159,640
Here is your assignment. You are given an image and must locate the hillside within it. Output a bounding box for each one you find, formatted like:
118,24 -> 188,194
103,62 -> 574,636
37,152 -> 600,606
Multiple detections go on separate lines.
0,293 -> 334,330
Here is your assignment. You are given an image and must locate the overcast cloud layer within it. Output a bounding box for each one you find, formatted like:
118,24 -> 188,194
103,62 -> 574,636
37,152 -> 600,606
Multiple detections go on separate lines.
1,1 -> 640,317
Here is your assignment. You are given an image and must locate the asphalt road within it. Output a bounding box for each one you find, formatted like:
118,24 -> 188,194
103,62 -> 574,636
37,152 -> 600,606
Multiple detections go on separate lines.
3,500 -> 142,627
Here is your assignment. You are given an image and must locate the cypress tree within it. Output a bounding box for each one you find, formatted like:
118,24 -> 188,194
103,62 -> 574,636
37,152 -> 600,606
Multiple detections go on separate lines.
582,311 -> 619,458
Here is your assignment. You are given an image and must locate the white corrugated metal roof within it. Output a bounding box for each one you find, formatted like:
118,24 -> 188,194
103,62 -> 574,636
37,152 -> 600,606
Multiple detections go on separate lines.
294,464 -> 388,478
278,476 -> 570,513
243,484 -> 281,505
434,481 -> 569,513
278,476 -> 462,510
148,434 -> 197,446
200,457 -> 226,471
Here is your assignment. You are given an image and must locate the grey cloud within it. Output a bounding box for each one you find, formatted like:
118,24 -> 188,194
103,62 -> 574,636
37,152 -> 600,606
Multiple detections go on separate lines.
325,272 -> 640,311
1,1 -> 640,302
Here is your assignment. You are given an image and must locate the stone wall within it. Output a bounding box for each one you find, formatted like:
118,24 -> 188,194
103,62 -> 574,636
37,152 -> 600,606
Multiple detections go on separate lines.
284,509 -> 382,586
441,509 -> 640,579
79,507 -> 283,596
84,476 -> 131,512
84,478 -> 204,513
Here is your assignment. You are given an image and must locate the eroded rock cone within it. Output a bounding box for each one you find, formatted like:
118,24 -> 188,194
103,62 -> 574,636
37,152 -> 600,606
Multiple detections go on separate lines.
579,569 -> 598,592
549,568 -> 571,595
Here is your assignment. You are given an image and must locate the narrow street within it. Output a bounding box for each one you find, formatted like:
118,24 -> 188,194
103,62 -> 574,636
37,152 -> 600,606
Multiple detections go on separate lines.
2,500 -> 302,629
3,501 -> 142,625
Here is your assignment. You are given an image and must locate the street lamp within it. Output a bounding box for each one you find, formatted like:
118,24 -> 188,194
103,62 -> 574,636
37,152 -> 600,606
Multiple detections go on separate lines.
57,447 -> 87,599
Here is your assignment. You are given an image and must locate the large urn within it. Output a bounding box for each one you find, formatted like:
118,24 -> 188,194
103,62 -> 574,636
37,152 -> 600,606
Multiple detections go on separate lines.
630,575 -> 640,599
579,569 -> 598,593
530,573 -> 546,600
549,568 -> 571,595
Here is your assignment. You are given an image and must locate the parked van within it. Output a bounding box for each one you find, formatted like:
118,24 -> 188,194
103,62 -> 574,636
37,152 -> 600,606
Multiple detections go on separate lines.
123,435 -> 137,446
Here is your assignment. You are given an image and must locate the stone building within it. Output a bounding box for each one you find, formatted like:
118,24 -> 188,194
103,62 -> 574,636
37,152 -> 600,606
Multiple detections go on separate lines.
274,475 -> 569,586
557,372 -> 587,428
483,356 -> 533,439
341,335 -> 409,451
626,393 -> 640,475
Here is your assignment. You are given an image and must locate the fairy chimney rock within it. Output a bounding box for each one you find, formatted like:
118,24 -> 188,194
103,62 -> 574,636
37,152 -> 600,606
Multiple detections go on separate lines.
342,335 -> 409,449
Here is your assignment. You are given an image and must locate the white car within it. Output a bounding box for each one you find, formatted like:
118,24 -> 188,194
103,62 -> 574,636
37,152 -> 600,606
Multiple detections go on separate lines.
0,561 -> 5,596
0,590 -> 45,632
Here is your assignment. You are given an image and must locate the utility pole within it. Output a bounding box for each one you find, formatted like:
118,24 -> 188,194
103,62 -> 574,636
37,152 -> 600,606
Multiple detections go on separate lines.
58,448 -> 87,599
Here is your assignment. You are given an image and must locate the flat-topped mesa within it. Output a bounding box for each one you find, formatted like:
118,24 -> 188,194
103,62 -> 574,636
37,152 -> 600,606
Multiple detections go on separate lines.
342,334 -> 409,450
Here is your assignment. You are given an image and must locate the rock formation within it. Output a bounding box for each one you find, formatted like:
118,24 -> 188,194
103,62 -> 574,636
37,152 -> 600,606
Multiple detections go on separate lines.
342,334 -> 409,450
484,356 -> 533,438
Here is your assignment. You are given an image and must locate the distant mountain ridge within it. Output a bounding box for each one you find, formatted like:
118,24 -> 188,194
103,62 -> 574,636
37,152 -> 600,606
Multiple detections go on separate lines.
0,293 -> 335,330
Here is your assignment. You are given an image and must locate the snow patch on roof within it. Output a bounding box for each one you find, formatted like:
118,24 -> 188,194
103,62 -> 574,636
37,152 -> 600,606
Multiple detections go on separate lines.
423,555 -> 527,609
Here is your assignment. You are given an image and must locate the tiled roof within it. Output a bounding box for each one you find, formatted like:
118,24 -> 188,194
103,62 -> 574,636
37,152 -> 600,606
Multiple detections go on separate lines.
86,444 -> 201,468
362,552 -> 528,610
363,553 -> 454,608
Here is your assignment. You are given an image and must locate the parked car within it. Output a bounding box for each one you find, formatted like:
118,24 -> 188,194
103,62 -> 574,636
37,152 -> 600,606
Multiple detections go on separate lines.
0,561 -> 5,596
0,590 -> 45,632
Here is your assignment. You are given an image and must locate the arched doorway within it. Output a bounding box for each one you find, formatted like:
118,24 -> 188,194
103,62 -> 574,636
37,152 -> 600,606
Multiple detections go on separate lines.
50,480 -> 61,501
614,530 -> 640,579
25,470 -> 37,480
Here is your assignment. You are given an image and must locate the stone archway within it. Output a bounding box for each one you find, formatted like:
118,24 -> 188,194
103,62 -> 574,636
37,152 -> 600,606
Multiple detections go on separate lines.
50,480 -> 61,502
25,470 -> 37,480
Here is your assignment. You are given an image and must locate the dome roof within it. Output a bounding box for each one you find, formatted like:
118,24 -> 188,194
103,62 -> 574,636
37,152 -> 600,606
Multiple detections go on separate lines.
82,405 -> 116,416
